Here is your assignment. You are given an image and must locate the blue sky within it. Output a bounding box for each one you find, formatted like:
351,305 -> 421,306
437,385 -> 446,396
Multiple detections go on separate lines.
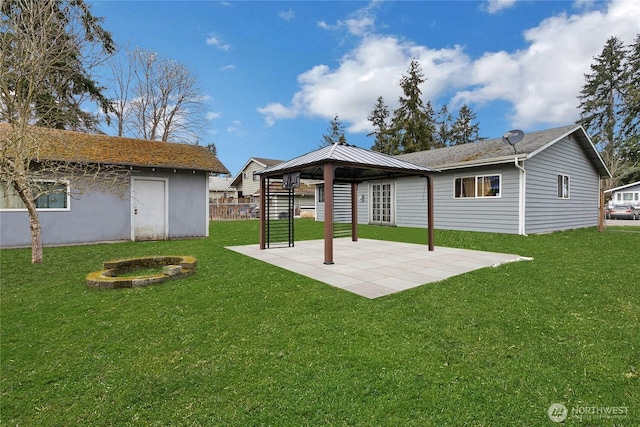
90,0 -> 640,175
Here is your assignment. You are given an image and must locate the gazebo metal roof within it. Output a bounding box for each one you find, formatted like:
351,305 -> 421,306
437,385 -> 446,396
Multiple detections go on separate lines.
256,143 -> 438,264
257,142 -> 437,181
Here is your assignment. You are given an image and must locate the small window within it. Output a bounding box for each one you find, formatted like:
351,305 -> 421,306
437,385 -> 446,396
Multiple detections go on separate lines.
318,184 -> 325,202
455,175 -> 500,198
1,181 -> 69,210
622,192 -> 633,201
557,175 -> 570,199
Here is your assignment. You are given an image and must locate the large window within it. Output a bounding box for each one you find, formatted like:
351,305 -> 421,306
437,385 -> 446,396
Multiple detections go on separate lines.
617,192 -> 639,202
557,175 -> 570,199
1,181 -> 69,210
454,175 -> 501,198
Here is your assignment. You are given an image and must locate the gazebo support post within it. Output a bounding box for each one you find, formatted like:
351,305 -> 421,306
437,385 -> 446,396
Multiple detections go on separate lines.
351,182 -> 358,242
259,175 -> 266,250
427,174 -> 434,251
323,163 -> 335,264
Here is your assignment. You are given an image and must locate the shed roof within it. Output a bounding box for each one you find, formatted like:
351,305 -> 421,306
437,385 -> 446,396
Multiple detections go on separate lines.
0,124 -> 229,174
396,124 -> 610,178
258,142 -> 436,182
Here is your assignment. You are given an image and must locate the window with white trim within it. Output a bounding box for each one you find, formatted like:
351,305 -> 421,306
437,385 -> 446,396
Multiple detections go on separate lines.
557,175 -> 570,199
454,175 -> 501,198
1,181 -> 70,210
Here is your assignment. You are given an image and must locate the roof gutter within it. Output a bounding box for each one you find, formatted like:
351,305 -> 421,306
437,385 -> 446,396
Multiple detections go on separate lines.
514,158 -> 527,236
433,154 -> 528,171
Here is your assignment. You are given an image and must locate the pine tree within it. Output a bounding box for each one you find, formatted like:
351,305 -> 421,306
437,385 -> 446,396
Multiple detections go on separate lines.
434,105 -> 453,147
320,114 -> 347,147
389,59 -> 435,153
368,96 -> 397,154
621,35 -> 640,140
578,35 -> 637,187
578,36 -> 627,153
450,104 -> 483,145
618,34 -> 640,184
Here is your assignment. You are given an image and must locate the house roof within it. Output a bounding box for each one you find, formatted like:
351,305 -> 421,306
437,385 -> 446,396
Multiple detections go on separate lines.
209,176 -> 237,192
396,124 -> 610,178
258,142 -> 436,182
0,124 -> 230,174
228,157 -> 284,188
604,180 -> 640,193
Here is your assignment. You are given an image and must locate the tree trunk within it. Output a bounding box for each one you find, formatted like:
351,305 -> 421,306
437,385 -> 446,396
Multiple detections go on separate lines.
26,199 -> 43,264
15,182 -> 43,263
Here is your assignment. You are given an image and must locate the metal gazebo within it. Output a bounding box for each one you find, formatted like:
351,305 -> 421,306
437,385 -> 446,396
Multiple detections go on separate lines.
256,142 -> 438,265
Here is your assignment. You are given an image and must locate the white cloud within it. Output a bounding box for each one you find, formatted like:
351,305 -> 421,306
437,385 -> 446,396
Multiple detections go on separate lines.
317,1 -> 378,36
454,0 -> 640,128
484,0 -> 518,14
258,35 -> 470,132
278,8 -> 295,21
206,111 -> 222,120
259,0 -> 640,133
219,64 -> 236,71
227,120 -> 242,134
206,34 -> 231,51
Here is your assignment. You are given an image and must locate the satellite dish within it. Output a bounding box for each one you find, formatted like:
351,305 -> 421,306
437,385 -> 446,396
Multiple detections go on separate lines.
502,129 -> 524,153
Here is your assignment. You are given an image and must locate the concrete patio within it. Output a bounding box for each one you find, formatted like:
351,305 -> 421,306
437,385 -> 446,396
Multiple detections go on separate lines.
227,238 -> 532,299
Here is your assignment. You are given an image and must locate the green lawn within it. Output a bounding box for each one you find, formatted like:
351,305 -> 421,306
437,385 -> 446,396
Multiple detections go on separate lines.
1,221 -> 638,426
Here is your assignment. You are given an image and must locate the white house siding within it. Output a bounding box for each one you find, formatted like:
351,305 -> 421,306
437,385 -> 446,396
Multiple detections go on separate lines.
524,135 -> 600,234
608,183 -> 640,207
240,161 -> 266,198
316,183 -> 351,222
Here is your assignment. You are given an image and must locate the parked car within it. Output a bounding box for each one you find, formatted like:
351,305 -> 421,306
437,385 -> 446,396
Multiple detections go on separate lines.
606,204 -> 639,220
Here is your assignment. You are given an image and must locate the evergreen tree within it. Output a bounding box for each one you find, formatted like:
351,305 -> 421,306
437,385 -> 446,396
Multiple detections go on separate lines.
1,0 -> 115,131
450,104 -> 483,145
578,35 -> 639,187
578,36 -> 627,153
320,114 -> 347,147
621,35 -> 640,140
619,35 -> 640,184
389,59 -> 435,153
368,96 -> 396,154
434,105 -> 453,147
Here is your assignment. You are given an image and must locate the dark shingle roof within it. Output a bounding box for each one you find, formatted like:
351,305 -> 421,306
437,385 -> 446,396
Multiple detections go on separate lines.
0,124 -> 229,174
395,124 -> 610,178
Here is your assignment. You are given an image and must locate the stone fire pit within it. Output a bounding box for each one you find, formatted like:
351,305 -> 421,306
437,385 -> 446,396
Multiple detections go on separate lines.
86,256 -> 197,289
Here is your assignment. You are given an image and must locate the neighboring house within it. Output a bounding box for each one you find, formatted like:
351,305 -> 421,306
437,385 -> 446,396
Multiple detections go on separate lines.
209,175 -> 238,202
317,124 -> 610,235
229,157 -> 316,217
0,125 -> 229,247
605,181 -> 640,208
228,157 -> 283,203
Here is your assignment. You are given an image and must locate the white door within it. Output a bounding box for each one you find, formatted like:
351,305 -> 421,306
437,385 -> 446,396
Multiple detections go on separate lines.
132,178 -> 167,241
370,181 -> 394,226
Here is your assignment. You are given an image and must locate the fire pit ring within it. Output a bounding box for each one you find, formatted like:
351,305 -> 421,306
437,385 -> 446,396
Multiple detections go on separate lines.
86,256 -> 197,289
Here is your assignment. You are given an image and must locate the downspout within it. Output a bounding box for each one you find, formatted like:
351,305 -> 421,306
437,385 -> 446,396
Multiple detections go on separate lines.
514,158 -> 527,236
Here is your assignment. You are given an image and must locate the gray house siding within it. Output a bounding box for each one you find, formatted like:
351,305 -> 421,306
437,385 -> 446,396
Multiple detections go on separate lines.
160,169 -> 209,238
524,135 -> 600,234
0,168 -> 209,247
434,166 -> 521,234
1,182 -> 130,247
